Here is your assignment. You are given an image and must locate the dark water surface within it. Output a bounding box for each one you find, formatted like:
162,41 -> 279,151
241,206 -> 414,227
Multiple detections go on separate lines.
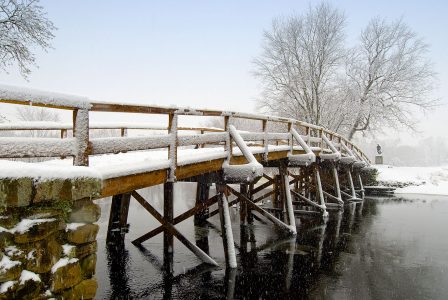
94,184 -> 448,299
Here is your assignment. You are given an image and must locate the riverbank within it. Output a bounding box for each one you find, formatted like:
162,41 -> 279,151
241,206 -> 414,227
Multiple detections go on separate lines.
375,164 -> 448,195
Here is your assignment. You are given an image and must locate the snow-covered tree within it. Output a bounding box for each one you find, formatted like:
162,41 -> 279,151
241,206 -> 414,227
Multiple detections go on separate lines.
345,18 -> 436,139
0,0 -> 56,77
253,3 -> 346,128
253,3 -> 436,139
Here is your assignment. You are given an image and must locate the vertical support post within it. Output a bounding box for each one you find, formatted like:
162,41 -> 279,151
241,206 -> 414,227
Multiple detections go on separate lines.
60,129 -> 67,139
283,173 -> 297,234
358,173 -> 365,199
168,113 -> 178,182
217,184 -> 237,268
347,169 -> 357,200
194,177 -> 210,226
262,120 -> 268,162
314,165 -> 328,216
120,128 -> 127,137
224,115 -> 232,160
239,184 -> 248,225
106,193 -> 131,242
194,223 -> 210,254
332,165 -> 343,205
164,182 -> 174,273
247,183 -> 254,224
73,109 -> 90,166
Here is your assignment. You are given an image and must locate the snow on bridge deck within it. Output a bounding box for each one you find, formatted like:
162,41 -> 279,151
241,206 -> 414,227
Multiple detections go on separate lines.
0,145 -> 314,198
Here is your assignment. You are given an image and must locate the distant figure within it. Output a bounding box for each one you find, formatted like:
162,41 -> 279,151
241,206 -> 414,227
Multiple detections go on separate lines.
377,144 -> 382,155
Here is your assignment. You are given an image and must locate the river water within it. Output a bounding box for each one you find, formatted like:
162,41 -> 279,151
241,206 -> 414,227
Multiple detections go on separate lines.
93,184 -> 448,299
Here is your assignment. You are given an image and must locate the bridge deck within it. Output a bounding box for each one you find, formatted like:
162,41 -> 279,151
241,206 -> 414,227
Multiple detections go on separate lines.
0,145 -> 314,198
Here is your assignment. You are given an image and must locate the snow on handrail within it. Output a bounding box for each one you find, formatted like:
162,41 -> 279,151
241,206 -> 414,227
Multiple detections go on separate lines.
223,125 -> 264,183
0,84 -> 370,165
288,128 -> 316,166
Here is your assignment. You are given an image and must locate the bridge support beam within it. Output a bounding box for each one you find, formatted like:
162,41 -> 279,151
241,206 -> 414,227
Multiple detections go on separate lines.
280,162 -> 296,233
164,182 -> 174,272
347,169 -> 362,202
217,184 -> 237,268
283,174 -> 297,234
194,177 -> 210,226
227,185 -> 296,235
131,191 -> 219,267
314,165 -> 328,217
107,192 -> 131,243
240,184 -> 248,225
332,165 -> 344,205
358,173 -> 365,199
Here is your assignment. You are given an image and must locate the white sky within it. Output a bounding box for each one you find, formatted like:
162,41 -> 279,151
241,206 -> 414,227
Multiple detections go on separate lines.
0,0 -> 446,145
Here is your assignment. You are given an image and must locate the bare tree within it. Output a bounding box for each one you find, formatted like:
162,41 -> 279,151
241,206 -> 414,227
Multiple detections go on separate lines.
253,3 -> 346,127
345,18 -> 436,139
16,106 -> 60,137
254,3 -> 436,140
0,0 -> 56,77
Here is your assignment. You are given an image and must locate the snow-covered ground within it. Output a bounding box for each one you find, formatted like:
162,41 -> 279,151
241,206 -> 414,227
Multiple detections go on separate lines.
375,165 -> 448,196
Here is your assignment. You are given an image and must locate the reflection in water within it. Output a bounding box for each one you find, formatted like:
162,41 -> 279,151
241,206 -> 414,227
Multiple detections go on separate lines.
106,239 -> 132,299
96,187 -> 448,299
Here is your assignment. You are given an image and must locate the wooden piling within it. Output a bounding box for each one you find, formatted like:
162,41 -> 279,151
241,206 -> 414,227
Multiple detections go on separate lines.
164,182 -> 174,272
107,193 -> 131,242
240,184 -> 248,225
194,178 -> 210,225
217,184 -> 237,268
332,165 -> 343,204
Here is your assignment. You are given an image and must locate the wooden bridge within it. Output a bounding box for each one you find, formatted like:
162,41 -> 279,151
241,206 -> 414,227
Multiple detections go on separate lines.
0,85 -> 370,274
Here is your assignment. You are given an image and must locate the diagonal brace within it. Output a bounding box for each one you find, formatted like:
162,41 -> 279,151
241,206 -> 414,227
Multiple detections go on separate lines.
226,185 -> 295,235
131,191 -> 218,266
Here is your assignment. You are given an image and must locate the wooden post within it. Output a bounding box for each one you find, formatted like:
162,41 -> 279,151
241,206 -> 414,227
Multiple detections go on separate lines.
164,182 -> 174,273
168,113 -> 178,182
60,129 -> 67,139
281,165 -> 297,234
224,115 -> 232,160
358,173 -> 365,199
194,178 -> 210,226
106,193 -> 131,242
247,183 -> 254,224
262,119 -> 268,162
314,165 -> 328,216
217,184 -> 237,268
73,109 -> 90,166
332,165 -> 343,205
347,169 -> 357,200
194,223 -> 210,254
240,184 -> 248,225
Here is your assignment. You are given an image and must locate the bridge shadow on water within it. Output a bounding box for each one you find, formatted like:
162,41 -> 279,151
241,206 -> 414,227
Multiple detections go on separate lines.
96,190 -> 380,299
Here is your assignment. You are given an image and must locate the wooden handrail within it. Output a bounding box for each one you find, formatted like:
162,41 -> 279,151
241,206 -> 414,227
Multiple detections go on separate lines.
0,87 -> 371,165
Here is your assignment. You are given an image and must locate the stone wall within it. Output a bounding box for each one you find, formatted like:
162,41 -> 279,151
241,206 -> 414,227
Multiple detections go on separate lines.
0,177 -> 102,300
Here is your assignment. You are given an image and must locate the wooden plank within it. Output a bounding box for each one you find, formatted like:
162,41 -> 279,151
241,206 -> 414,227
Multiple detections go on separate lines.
101,169 -> 168,197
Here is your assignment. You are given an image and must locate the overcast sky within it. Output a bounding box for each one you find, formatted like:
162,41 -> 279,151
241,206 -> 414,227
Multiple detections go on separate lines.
0,0 -> 446,144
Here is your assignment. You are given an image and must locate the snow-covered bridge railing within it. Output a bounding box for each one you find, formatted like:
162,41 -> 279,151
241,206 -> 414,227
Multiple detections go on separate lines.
0,87 -> 369,169
0,84 -> 370,183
